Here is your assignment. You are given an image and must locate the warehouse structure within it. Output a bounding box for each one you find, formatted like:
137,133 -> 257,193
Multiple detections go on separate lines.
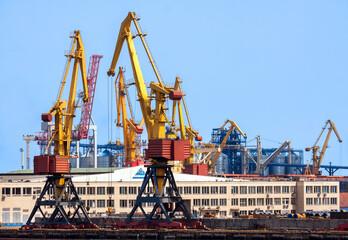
0,166 -> 340,225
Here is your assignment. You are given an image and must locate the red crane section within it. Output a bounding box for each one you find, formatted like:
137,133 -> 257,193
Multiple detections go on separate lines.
75,54 -> 103,139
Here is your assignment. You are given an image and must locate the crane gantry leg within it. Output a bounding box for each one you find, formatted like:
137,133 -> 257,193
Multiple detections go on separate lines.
23,175 -> 96,229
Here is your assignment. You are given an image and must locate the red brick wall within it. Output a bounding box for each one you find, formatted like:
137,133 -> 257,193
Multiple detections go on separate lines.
340,193 -> 348,207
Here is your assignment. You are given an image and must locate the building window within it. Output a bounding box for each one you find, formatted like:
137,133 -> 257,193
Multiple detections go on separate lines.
322,186 -> 329,193
178,187 -> 183,194
291,198 -> 296,205
97,200 -> 105,208
257,186 -> 264,194
240,211 -> 247,216
87,200 -> 95,208
331,198 -> 337,205
266,198 -> 273,205
107,187 -> 114,195
193,199 -> 201,206
120,200 -> 127,208
87,187 -> 95,195
274,186 -> 281,194
240,198 -> 247,206
314,186 -> 321,193
282,186 -> 289,194
211,199 -> 218,206
323,198 -> 329,205
202,199 -> 210,206
266,186 -> 272,194
314,198 -> 321,205
120,187 -> 127,194
2,188 -> 10,196
274,198 -> 281,205
97,187 -> 105,195
23,188 -> 31,196
306,198 -> 313,205
220,186 -> 227,194
220,199 -> 227,206
257,198 -> 264,206
129,187 -> 137,195
231,186 -> 238,194
211,186 -> 218,194
240,186 -> 247,194
290,186 -> 296,193
248,198 -> 256,206
184,187 -> 192,194
193,187 -> 200,194
129,200 -> 136,207
148,187 -> 154,194
220,211 -> 227,217
202,187 -> 209,194
331,186 -> 337,193
231,198 -> 238,206
282,198 -> 289,205
107,200 -> 114,207
248,186 -> 255,194
77,187 -> 86,195
33,187 -> 41,195
12,188 -> 21,196
306,186 -> 313,193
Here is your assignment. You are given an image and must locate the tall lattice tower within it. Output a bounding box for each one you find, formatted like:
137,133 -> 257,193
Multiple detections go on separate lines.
22,135 -> 34,169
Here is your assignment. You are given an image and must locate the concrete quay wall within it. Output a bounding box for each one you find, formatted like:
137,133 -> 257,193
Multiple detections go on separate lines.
201,218 -> 348,230
88,217 -> 348,231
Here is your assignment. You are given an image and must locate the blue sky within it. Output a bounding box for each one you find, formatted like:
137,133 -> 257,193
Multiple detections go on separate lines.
0,1 -> 348,174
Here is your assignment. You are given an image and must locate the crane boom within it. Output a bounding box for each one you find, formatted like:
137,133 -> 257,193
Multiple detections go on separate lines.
42,31 -> 89,157
115,67 -> 143,165
75,54 -> 103,140
306,120 -> 342,172
107,12 -> 154,138
317,120 -> 342,167
208,120 -> 246,172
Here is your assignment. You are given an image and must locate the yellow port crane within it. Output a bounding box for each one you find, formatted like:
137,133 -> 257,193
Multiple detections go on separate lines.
114,67 -> 143,165
107,12 -> 203,228
305,120 -> 342,175
25,31 -> 96,228
42,31 -> 89,157
170,77 -> 202,166
205,120 -> 246,173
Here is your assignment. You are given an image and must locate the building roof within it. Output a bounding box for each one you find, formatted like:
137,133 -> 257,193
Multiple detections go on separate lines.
2,167 -> 119,175
72,165 -> 246,183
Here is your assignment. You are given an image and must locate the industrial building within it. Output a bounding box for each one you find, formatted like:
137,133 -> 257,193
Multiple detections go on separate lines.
0,166 -> 340,225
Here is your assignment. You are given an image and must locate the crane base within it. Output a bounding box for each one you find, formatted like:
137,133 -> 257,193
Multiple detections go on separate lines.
24,175 -> 96,228
125,165 -> 192,226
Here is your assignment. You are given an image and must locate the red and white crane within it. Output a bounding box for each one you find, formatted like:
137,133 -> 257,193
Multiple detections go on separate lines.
74,54 -> 103,140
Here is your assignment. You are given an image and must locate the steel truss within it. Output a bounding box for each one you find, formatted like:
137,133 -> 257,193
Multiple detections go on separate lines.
126,165 -> 191,224
26,175 -> 92,226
